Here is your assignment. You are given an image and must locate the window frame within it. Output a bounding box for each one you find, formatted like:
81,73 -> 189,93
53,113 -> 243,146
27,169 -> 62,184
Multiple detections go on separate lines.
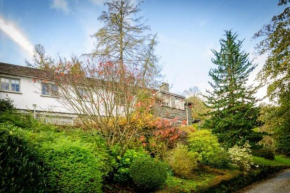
0,77 -> 21,93
41,82 -> 59,97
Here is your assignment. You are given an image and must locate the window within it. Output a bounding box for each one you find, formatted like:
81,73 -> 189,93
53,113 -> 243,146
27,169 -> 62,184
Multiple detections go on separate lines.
0,77 -> 20,92
41,83 -> 58,97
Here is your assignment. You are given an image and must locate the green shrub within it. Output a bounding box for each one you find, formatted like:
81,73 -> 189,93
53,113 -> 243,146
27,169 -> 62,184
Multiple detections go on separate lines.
228,142 -> 253,171
113,148 -> 150,183
188,129 -> 230,168
130,157 -> 167,191
0,113 -> 110,192
28,127 -> 109,193
40,138 -> 103,192
165,144 -> 199,178
0,98 -> 14,113
253,147 -> 275,160
0,123 -> 46,193
277,134 -> 290,156
0,111 -> 34,129
64,128 -> 113,175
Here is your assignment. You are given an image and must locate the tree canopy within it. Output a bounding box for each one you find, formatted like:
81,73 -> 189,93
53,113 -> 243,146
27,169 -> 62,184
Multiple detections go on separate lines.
254,0 -> 290,155
204,30 -> 262,148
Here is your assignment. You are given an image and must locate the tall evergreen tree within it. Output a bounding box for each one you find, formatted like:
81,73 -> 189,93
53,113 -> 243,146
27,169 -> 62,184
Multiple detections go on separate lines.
204,30 -> 262,148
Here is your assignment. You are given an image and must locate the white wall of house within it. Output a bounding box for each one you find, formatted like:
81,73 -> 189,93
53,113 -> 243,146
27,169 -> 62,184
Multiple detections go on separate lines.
0,74 -> 73,114
1,73 -> 187,120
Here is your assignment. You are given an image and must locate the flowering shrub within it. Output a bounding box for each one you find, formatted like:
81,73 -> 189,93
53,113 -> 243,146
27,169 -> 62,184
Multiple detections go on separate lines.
188,129 -> 229,168
228,143 -> 253,171
137,116 -> 187,158
165,144 -> 199,178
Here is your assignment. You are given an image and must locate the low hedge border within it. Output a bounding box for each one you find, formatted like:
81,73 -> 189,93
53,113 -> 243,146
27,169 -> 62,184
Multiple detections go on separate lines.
198,166 -> 287,193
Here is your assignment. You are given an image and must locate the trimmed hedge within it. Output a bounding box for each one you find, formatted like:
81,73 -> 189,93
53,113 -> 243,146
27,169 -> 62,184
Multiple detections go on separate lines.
253,147 -> 275,160
130,157 -> 167,191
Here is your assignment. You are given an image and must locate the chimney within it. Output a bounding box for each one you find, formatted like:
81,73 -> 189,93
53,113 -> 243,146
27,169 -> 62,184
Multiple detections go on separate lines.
160,82 -> 169,92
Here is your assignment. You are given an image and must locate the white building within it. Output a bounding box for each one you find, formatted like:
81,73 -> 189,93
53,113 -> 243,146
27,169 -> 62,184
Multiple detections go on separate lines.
0,62 -> 192,125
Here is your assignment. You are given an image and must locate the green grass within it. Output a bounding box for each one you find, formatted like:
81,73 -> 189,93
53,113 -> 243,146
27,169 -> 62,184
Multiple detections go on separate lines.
253,155 -> 290,166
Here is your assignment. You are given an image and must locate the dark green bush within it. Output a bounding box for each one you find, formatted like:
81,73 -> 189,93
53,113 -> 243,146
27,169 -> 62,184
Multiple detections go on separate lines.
113,148 -> 150,183
253,147 -> 275,160
0,98 -> 14,113
0,123 -> 46,193
277,134 -> 290,156
0,111 -> 34,129
130,157 -> 167,191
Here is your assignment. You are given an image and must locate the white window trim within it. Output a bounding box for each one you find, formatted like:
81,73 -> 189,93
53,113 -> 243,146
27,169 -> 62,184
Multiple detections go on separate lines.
0,77 -> 21,93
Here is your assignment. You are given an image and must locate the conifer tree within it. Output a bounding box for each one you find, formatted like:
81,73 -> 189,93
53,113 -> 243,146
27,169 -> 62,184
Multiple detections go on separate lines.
92,0 -> 160,87
204,30 -> 262,148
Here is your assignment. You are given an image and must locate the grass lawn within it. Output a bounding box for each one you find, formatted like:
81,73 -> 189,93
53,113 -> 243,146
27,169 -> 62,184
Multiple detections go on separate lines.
253,155 -> 290,166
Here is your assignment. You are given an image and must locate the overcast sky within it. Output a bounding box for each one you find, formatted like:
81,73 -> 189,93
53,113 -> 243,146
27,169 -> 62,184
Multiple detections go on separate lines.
0,0 -> 284,98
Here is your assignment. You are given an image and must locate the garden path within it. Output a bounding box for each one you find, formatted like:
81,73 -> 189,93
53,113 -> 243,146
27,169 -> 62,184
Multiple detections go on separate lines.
240,169 -> 290,193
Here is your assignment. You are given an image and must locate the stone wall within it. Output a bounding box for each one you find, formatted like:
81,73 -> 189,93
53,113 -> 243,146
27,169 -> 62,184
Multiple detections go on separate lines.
154,105 -> 193,125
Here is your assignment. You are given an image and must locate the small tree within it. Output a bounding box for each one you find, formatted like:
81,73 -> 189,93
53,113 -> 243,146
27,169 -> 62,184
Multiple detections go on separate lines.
31,45 -> 160,154
204,30 -> 262,148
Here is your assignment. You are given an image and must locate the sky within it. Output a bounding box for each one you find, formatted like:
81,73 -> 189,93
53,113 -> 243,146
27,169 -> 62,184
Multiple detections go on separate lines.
0,0 -> 285,99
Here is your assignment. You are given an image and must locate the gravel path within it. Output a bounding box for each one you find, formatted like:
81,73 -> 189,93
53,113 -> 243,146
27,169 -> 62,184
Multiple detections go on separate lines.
240,169 -> 290,193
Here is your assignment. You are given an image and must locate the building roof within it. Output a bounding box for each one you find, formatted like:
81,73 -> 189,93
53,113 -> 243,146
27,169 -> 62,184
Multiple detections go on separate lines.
0,62 -> 48,79
0,62 -> 186,100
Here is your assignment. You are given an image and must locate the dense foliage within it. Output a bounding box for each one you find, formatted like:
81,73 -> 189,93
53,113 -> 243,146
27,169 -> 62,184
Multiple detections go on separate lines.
0,98 -> 14,113
254,0 -> 290,156
0,123 -> 46,193
130,157 -> 167,191
165,144 -> 199,178
253,147 -> 275,160
204,30 -> 262,148
113,148 -> 150,183
0,115 -> 110,193
39,137 -> 103,192
188,129 -> 229,168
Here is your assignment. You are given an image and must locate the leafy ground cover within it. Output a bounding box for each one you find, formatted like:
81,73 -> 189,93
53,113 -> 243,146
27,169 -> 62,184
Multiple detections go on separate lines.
158,167 -> 241,193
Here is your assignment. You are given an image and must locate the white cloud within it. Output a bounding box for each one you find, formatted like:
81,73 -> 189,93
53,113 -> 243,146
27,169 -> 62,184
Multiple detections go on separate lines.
51,0 -> 71,14
0,15 -> 34,56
